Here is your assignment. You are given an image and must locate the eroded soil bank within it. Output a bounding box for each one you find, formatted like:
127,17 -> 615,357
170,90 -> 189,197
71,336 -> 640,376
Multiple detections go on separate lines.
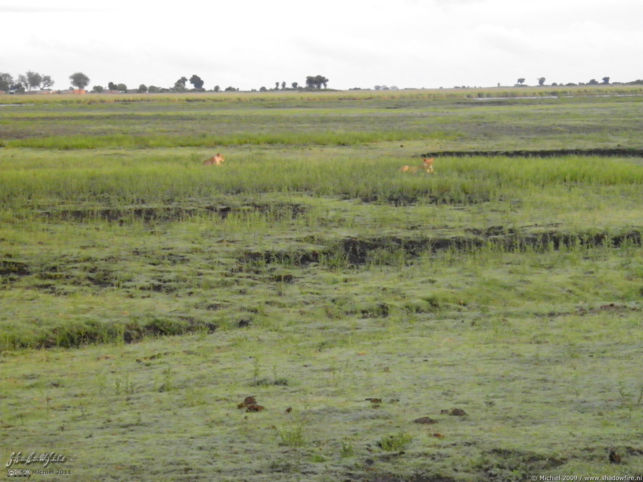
421,148 -> 643,158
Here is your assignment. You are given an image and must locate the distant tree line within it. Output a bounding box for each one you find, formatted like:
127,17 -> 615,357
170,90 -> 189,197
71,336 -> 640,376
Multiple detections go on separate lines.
6,69 -> 643,94
515,76 -> 613,87
1,69 -> 334,94
70,73 -> 329,94
374,85 -> 399,91
0,71 -> 55,92
89,73 -> 329,94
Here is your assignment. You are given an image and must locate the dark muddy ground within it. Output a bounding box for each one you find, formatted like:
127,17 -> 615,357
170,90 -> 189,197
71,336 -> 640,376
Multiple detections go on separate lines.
421,148 -> 643,158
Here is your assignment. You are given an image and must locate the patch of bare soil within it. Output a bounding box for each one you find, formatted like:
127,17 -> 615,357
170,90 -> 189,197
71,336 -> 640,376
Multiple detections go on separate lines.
37,202 -> 307,222
0,259 -> 30,276
358,191 -> 493,206
577,303 -> 642,316
346,472 -> 456,482
239,230 -> 640,267
477,448 -> 567,480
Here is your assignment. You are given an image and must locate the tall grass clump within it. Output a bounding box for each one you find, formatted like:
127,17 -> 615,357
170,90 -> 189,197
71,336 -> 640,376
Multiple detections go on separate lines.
5,130 -> 459,150
2,155 -> 640,209
2,85 -> 641,107
444,156 -> 643,188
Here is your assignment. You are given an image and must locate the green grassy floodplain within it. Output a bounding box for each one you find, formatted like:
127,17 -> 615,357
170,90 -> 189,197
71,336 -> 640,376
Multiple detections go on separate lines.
0,87 -> 642,481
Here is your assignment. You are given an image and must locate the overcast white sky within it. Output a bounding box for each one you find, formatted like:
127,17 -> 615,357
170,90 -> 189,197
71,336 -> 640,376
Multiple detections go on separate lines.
1,0 -> 642,90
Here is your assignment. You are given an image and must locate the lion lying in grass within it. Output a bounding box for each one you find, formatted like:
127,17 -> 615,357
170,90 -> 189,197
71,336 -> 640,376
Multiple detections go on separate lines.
203,153 -> 225,166
400,157 -> 434,174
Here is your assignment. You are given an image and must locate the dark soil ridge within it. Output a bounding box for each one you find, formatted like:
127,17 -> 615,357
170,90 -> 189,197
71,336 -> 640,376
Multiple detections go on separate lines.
36,202 -> 307,222
420,148 -> 643,158
358,191 -> 492,206
347,446 -> 566,481
9,317 -> 218,350
0,259 -> 30,276
241,229 -> 641,266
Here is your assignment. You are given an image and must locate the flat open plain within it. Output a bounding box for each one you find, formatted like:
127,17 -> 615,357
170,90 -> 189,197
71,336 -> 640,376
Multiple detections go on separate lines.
1,87 -> 641,480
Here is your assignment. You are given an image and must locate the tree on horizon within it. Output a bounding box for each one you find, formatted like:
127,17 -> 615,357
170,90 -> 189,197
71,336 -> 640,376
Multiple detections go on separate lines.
41,75 -> 54,89
189,75 -> 204,90
69,72 -> 90,90
109,82 -> 127,92
17,74 -> 28,91
26,71 -> 42,90
174,77 -> 188,91
306,75 -> 329,89
0,73 -> 13,91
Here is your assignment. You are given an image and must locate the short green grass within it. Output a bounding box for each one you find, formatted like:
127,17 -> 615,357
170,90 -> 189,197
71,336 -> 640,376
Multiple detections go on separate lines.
0,87 -> 641,480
